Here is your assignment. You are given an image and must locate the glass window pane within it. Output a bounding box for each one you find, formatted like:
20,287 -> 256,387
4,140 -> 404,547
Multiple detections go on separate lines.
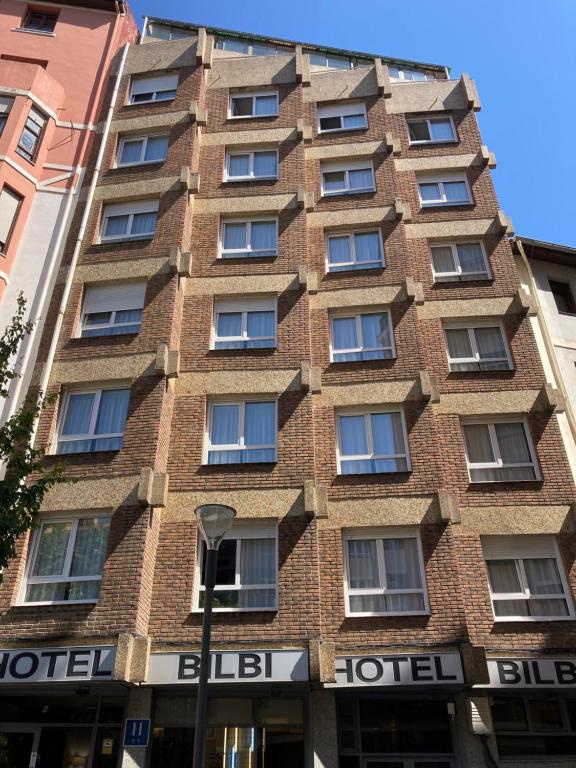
431,245 -> 456,274
328,236 -> 351,265
95,390 -> 129,436
495,423 -> 531,464
464,423 -> 495,463
429,119 -> 455,141
383,538 -> 422,589
252,43 -> 277,55
347,539 -> 379,589
419,183 -> 441,201
254,95 -> 277,115
217,312 -> 242,338
339,415 -> 368,456
492,698 -> 528,731
475,327 -> 507,361
32,522 -> 72,576
231,97 -> 254,116
70,517 -> 110,577
457,243 -> 486,273
144,135 -> 168,162
247,311 -> 275,338
408,121 -> 430,142
320,116 -> 342,131
493,599 -> 529,617
253,151 -> 277,177
228,154 -> 250,177
527,700 -> 563,731
323,171 -> 345,192
211,539 -> 237,585
371,412 -> 404,456
342,113 -> 366,129
361,314 -> 388,349
446,328 -> 473,360
240,538 -> 276,586
487,560 -> 522,593
131,211 -> 157,235
120,139 -> 143,164
444,181 -> 468,201
332,317 -> 358,351
354,232 -> 382,264
524,558 -> 563,596
348,168 -> 373,190
245,402 -> 275,446
530,598 -> 569,617
211,404 -> 239,445
63,393 -> 95,436
223,222 -> 247,250
251,221 -> 277,252
104,215 -> 129,238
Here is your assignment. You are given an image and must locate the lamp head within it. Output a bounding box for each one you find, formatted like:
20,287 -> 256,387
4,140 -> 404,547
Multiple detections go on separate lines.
195,504 -> 236,550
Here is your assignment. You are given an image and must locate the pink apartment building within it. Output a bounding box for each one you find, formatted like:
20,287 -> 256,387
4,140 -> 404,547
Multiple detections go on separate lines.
0,0 -> 137,418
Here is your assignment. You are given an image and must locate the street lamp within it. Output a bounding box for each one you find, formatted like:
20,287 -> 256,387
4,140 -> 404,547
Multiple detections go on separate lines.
193,503 -> 237,768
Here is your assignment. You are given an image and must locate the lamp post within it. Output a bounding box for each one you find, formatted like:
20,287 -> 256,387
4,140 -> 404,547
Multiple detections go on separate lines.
193,503 -> 236,768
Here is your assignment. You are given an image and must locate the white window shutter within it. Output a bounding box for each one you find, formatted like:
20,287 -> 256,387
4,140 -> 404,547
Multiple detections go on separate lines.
82,282 -> 146,315
103,199 -> 159,217
318,101 -> 365,119
482,534 -> 557,560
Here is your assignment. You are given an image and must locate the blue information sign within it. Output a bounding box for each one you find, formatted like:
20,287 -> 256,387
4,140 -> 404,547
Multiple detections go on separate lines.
124,718 -> 150,747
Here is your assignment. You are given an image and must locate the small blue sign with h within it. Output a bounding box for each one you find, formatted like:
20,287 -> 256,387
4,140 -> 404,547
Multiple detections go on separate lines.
124,718 -> 150,747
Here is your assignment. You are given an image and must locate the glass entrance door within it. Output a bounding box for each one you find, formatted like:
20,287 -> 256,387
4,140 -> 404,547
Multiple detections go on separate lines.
0,728 -> 39,768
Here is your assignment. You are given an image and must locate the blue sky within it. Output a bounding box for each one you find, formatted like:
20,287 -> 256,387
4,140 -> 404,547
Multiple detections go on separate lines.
130,0 -> 576,246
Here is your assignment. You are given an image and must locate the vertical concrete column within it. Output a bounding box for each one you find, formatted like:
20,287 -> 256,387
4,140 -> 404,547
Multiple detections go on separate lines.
121,687 -> 153,768
309,689 -> 338,768
451,692 -> 490,768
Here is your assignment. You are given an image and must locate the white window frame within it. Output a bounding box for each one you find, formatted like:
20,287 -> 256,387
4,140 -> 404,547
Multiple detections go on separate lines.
224,148 -> 278,181
483,536 -> 574,622
115,134 -> 169,167
336,406 -> 411,475
417,173 -> 472,207
193,523 -> 278,613
389,66 -> 435,82
325,229 -> 385,272
21,513 -> 111,606
407,115 -> 456,145
54,386 -> 129,455
429,240 -> 491,282
228,90 -> 279,119
219,217 -> 278,259
321,159 -> 375,197
343,528 -> 429,617
329,308 -> 395,362
317,102 -> 368,134
99,199 -> 159,243
461,417 -> 541,483
205,398 -> 278,464
443,320 -> 512,372
212,296 -> 277,349
77,281 -> 146,338
128,73 -> 178,105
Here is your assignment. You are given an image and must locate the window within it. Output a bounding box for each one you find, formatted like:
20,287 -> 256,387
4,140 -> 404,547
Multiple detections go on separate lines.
321,160 -> 375,196
317,102 -> 367,133
213,296 -> 276,350
23,516 -> 110,604
21,9 -> 58,33
336,408 -> 410,474
326,230 -> 384,272
206,400 -> 276,464
492,695 -> 576,757
145,23 -> 191,40
444,322 -> 511,372
100,199 -> 159,242
389,66 -> 435,82
408,116 -> 455,144
429,241 -> 490,281
225,149 -> 278,181
331,310 -> 394,362
0,96 -> 14,135
215,37 -> 279,56
16,108 -> 46,162
56,388 -> 130,454
308,52 -> 369,69
462,419 -> 539,482
196,523 -> 278,611
549,280 -> 576,315
220,218 -> 277,259
0,186 -> 23,254
229,91 -> 278,118
128,73 -> 178,104
117,134 -> 169,166
344,530 -> 428,616
418,174 -> 471,207
483,535 -> 572,621
79,282 -> 146,338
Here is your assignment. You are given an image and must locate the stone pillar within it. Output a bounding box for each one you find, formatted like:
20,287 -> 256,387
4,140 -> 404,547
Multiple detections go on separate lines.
120,687 -> 153,768
310,689 -> 338,768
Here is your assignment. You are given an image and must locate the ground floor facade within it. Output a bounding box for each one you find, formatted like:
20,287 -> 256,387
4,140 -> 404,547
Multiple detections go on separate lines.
2,645 -> 576,768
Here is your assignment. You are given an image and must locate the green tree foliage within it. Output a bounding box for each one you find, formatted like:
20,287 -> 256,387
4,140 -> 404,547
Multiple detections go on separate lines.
0,293 -> 65,575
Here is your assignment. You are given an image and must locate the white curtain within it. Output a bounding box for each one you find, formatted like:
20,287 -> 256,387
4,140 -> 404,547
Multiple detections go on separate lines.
495,423 -> 530,464
211,404 -> 239,445
347,539 -> 379,588
371,412 -> 405,462
464,424 -> 494,463
70,518 -> 110,577
383,538 -> 421,589
458,243 -> 486,274
32,522 -> 72,576
94,389 -> 130,450
431,245 -> 456,274
217,312 -> 242,338
476,327 -> 507,366
144,136 -> 169,161
332,317 -> 358,357
246,311 -> 275,344
430,119 -> 454,141
446,329 -> 473,360
487,559 -> 528,617
524,558 -> 562,595
239,538 -> 276,608
419,182 -> 440,202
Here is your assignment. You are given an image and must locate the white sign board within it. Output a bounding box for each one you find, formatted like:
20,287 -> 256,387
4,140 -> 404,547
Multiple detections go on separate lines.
487,658 -> 576,688
333,653 -> 464,687
0,646 -> 116,683
147,650 -> 309,684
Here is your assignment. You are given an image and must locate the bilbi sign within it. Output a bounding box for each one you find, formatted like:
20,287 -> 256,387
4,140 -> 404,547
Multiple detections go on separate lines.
0,647 -> 116,683
333,653 -> 464,687
147,649 -> 309,684
488,658 -> 576,688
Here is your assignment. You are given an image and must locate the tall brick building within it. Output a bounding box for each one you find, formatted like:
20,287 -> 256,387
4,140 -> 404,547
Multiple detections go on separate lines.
1,18 -> 576,768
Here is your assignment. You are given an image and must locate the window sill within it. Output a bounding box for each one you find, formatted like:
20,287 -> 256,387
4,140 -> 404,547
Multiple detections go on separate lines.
420,202 -> 473,209
224,176 -> 278,183
322,188 -> 375,198
71,332 -> 140,341
338,469 -> 411,477
409,139 -> 458,147
203,460 -> 277,467
227,114 -> 278,120
16,600 -> 98,607
113,160 -> 166,169
220,253 -> 278,260
210,346 -> 277,353
191,606 -> 278,614
433,275 -> 491,283
126,98 -> 176,107
98,235 -> 155,244
345,610 -> 429,618
447,367 -> 515,375
318,126 -> 368,135
51,449 -> 121,458
468,477 -> 541,485
492,616 -> 574,623
327,263 -> 385,274
12,27 -> 55,36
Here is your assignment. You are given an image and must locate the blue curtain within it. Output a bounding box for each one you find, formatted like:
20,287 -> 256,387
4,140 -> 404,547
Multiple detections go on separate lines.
348,168 -> 373,190
211,404 -> 239,445
223,222 -> 247,251
458,243 -> 486,274
131,211 -> 157,236
144,135 -> 169,161
104,215 -> 129,238
444,181 -> 468,202
361,314 -> 387,349
419,183 -> 440,202
246,311 -> 275,347
253,152 -> 277,177
339,415 -> 368,457
328,236 -> 351,268
255,95 -> 277,115
251,221 -> 276,254
121,140 -> 143,164
93,389 -> 130,450
217,312 -> 242,338
323,172 -> 345,193
245,402 -> 275,461
354,232 -> 381,265
229,154 -> 250,177
332,317 -> 358,351
343,113 -> 366,129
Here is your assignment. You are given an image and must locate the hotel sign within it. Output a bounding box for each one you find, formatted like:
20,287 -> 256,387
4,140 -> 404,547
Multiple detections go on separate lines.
333,653 -> 464,687
0,646 -> 116,683
147,650 -> 309,684
488,658 -> 576,688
